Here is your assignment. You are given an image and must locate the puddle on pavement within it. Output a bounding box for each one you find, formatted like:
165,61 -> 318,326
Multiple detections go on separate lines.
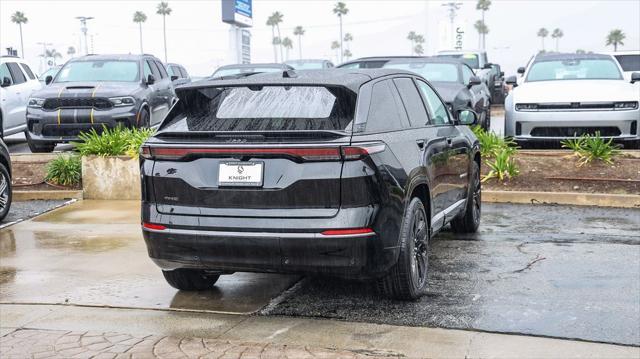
0,200 -> 299,314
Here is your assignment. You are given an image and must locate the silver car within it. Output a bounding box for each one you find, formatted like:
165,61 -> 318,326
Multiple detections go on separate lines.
504,53 -> 640,148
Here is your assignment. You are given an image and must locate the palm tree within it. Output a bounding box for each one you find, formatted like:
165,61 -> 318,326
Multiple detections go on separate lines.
67,46 -> 76,57
42,49 -> 62,66
474,20 -> 489,48
10,11 -> 28,58
133,11 -> 147,54
331,40 -> 340,63
537,27 -> 549,51
606,29 -> 625,52
551,28 -> 563,52
476,0 -> 491,49
413,34 -> 425,55
156,2 -> 172,62
333,2 -> 349,63
282,37 -> 293,60
344,33 -> 353,51
266,12 -> 284,62
407,31 -> 417,55
293,26 -> 305,59
343,49 -> 352,60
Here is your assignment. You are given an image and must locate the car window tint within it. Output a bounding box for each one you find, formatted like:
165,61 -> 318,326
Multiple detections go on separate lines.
155,60 -> 168,78
0,63 -> 13,85
462,66 -> 474,85
143,61 -> 153,79
168,65 -> 180,78
146,60 -> 161,79
7,62 -> 26,84
363,61 -> 388,69
20,63 -> 36,79
366,80 -> 409,132
179,66 -> 189,78
339,62 -> 360,69
393,78 -> 429,128
416,80 -> 450,125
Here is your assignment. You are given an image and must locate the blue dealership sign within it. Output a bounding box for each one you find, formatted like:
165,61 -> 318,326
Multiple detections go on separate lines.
222,0 -> 252,27
235,0 -> 252,18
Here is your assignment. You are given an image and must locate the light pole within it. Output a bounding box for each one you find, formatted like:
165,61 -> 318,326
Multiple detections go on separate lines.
75,16 -> 94,55
441,2 -> 462,49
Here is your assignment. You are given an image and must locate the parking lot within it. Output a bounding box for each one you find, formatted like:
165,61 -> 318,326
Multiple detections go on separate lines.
1,200 -> 638,347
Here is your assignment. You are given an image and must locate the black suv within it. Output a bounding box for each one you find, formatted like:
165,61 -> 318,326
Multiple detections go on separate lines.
26,54 -> 175,152
140,69 -> 481,300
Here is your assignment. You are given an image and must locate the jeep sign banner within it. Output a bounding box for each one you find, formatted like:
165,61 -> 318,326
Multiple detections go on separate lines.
222,0 -> 252,28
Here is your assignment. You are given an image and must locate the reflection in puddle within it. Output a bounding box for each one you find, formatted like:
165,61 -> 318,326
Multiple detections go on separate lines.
0,266 -> 16,284
0,230 -> 16,256
34,231 -> 129,252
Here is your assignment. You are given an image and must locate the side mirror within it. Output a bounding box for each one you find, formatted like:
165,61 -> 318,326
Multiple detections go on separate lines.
506,75 -> 518,87
458,109 -> 478,125
170,75 -> 179,81
45,75 -> 53,85
631,72 -> 640,84
500,71 -> 505,77
146,74 -> 155,85
1,76 -> 11,87
467,75 -> 482,88
517,67 -> 526,75
483,63 -> 493,69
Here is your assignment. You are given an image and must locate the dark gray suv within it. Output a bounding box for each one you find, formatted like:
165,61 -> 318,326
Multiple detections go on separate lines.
26,54 -> 175,152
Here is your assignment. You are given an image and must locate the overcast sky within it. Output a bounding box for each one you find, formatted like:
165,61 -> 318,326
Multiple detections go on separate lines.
1,0 -> 638,76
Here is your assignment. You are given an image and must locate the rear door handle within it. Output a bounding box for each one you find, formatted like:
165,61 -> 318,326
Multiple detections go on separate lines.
446,138 -> 453,146
416,139 -> 425,150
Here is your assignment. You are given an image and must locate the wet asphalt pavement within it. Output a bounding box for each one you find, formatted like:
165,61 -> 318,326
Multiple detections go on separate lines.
265,204 -> 640,346
0,200 -> 69,228
0,201 -> 638,346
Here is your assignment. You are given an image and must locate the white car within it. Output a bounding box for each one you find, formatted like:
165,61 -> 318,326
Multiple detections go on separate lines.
606,50 -> 640,82
0,56 -> 41,138
504,53 -> 640,148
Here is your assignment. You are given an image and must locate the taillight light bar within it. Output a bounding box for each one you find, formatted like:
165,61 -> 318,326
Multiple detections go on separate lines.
140,143 -> 385,162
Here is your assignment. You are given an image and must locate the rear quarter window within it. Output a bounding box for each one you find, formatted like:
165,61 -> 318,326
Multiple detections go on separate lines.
20,63 -> 36,79
365,79 -> 409,132
160,85 -> 356,132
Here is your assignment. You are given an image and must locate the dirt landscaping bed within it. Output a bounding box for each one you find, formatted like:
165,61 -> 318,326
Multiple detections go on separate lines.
481,151 -> 640,195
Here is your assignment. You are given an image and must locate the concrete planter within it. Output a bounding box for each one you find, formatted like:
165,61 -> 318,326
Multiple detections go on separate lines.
81,156 -> 140,200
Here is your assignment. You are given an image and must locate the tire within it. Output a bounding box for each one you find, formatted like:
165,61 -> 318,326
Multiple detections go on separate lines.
451,161 -> 481,233
0,162 -> 12,221
377,197 -> 430,300
137,107 -> 150,128
162,269 -> 220,291
25,131 -> 55,153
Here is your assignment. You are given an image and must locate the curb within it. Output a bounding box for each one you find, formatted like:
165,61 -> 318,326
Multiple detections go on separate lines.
13,190 -> 83,202
483,190 -> 640,208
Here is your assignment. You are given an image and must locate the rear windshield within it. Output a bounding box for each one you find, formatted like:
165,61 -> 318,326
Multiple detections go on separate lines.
160,85 -> 356,132
437,54 -> 479,69
384,62 -> 459,82
614,54 -> 640,72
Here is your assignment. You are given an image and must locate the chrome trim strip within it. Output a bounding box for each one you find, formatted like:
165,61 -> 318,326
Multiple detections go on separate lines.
143,227 -> 376,239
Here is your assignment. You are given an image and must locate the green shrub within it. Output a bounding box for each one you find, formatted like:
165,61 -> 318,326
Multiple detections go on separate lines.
561,132 -> 621,166
482,148 -> 519,183
45,155 -> 82,187
73,126 -> 155,159
472,125 -> 518,158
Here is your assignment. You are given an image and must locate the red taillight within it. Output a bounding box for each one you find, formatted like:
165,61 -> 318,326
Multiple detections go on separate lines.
140,146 -> 151,159
142,222 -> 166,230
341,143 -> 386,160
321,228 -> 375,236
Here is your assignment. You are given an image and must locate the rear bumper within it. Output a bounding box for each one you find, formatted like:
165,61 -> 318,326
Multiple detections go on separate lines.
141,202 -> 398,279
26,106 -> 138,142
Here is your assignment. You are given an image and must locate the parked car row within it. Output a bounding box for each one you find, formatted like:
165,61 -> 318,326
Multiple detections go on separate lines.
1,54 -> 192,152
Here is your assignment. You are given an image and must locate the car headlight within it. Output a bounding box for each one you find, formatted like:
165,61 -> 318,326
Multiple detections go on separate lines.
28,98 -> 45,108
109,96 -> 135,107
515,103 -> 538,111
613,101 -> 638,110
